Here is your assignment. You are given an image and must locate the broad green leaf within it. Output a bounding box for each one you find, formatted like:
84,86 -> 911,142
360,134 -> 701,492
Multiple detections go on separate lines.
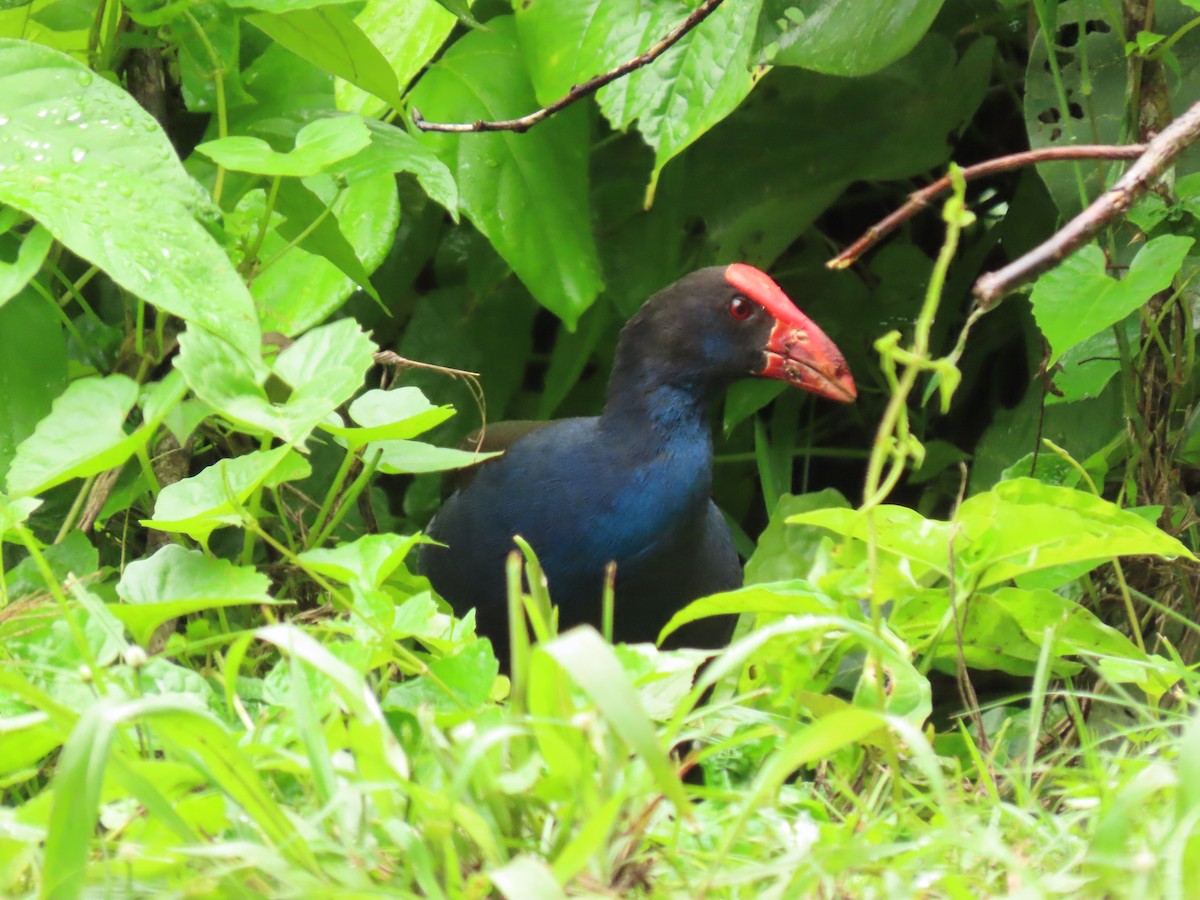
383,639 -> 497,720
255,177 -> 376,305
0,224 -> 51,308
1025,0 -> 1200,215
322,387 -> 455,448
0,39 -> 260,359
113,545 -> 273,646
1046,316 -> 1138,406
1030,237 -> 1193,363
5,375 -> 149,496
333,120 -> 458,217
746,490 -> 850,583
680,35 -> 993,264
169,2 -> 256,113
989,586 -> 1150,668
516,0 -> 764,190
0,493 -> 40,534
757,0 -> 946,74
334,0 -> 457,117
142,445 -> 311,542
789,505 -> 954,576
409,18 -> 603,326
0,288 -> 65,484
297,532 -> 426,588
957,478 -> 1195,587
196,115 -> 370,177
175,319 -> 376,443
247,8 -> 404,111
241,173 -> 399,335
370,439 -> 500,474
659,580 -> 839,643
4,529 -> 95,599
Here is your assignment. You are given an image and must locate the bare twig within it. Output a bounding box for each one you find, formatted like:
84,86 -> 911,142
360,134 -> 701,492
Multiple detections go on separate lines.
974,99 -> 1200,307
828,145 -> 1146,270
371,350 -> 478,380
411,0 -> 727,134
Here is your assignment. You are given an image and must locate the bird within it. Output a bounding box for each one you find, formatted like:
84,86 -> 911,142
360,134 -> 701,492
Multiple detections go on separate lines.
419,264 -> 856,665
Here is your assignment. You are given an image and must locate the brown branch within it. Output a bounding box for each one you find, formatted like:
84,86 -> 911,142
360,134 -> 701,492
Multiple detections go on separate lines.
410,0 -> 727,134
828,145 -> 1147,270
974,99 -> 1200,307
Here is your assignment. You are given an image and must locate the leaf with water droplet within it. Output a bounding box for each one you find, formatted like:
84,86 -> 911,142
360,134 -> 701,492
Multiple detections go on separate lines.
0,39 -> 260,360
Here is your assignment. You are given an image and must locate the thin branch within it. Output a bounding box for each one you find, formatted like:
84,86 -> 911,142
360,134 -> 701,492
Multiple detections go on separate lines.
411,0 -> 727,134
974,99 -> 1200,307
828,144 -> 1146,270
371,350 -> 478,380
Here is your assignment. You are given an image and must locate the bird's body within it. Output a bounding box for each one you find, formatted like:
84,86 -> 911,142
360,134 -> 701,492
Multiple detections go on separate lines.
420,265 -> 854,664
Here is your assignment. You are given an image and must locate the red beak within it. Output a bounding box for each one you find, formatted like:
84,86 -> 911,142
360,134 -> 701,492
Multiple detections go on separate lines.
725,264 -> 856,403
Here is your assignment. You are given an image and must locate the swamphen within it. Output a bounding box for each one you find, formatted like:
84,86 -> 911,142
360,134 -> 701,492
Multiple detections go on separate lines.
420,264 -> 855,663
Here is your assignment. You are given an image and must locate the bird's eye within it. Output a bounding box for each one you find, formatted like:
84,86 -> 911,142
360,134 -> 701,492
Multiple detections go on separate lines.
728,295 -> 753,320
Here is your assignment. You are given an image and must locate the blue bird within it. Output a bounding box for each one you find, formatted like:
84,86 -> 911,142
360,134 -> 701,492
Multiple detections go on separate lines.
420,265 -> 856,664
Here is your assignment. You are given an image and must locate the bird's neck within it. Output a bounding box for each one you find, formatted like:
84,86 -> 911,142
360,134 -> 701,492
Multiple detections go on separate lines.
601,365 -> 716,458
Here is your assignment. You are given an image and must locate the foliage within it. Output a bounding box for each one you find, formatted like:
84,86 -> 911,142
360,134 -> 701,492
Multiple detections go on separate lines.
2,0 -> 1200,896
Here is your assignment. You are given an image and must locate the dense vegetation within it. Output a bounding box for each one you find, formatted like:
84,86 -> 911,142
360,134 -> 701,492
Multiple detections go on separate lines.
3,0 -> 1200,895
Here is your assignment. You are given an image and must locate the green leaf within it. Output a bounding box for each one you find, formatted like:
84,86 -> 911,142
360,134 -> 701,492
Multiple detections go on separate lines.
247,8 -> 404,111
534,627 -> 690,814
0,224 -> 51,308
271,178 -> 382,303
169,2 -> 256,113
957,478 -> 1195,587
334,0 -> 457,117
1046,316 -> 1138,406
757,0 -> 946,74
1029,237 -> 1193,363
5,375 -> 149,496
322,387 -> 456,448
0,39 -> 260,359
0,493 -> 39,534
175,319 -> 377,443
745,490 -> 850,583
490,856 -> 568,900
659,580 -> 839,643
241,173 -> 399,335
142,445 -> 311,542
370,439 -> 500,474
680,35 -> 993,264
382,639 -> 497,720
516,0 -> 764,190
113,545 -> 274,646
297,532 -> 426,589
196,115 -> 370,177
43,695 -> 319,899
790,505 -> 955,576
1023,1 -> 1200,216
0,287 -> 65,484
333,120 -> 458,217
409,17 -> 603,326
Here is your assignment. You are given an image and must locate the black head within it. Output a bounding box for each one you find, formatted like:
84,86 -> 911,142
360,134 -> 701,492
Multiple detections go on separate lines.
608,264 -> 856,405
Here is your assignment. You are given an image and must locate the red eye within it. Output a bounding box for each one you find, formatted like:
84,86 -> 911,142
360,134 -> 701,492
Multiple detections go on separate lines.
728,295 -> 753,320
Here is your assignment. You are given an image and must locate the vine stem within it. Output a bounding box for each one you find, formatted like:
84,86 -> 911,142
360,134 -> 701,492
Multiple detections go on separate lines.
859,166 -> 973,713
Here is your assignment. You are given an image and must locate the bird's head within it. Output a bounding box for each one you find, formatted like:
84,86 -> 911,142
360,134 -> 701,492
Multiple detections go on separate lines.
614,264 -> 856,404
